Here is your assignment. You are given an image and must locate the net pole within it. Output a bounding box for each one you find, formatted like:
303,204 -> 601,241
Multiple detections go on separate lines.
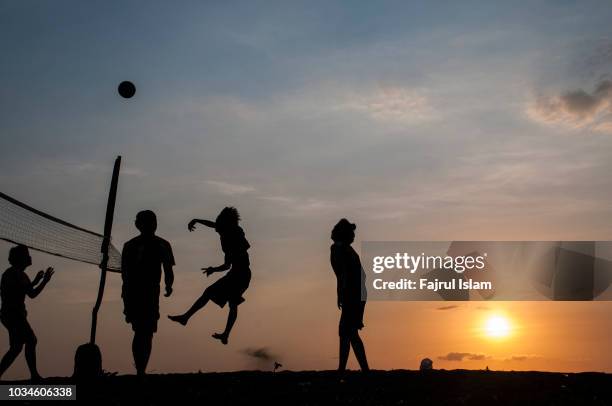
90,156 -> 121,344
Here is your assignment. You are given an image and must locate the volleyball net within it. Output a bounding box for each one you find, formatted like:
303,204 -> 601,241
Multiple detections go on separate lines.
0,192 -> 121,271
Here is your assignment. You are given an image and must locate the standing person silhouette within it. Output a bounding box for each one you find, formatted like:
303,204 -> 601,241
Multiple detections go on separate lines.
330,219 -> 369,375
168,207 -> 251,345
121,210 -> 174,376
0,245 -> 54,381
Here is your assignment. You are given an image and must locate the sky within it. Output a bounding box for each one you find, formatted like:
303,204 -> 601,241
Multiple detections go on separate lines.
2,0 -> 612,379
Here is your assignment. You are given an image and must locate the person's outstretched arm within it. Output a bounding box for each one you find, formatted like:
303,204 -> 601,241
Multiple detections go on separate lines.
163,262 -> 174,297
120,243 -> 131,320
188,219 -> 216,231
330,247 -> 347,309
202,260 -> 231,277
28,267 -> 54,298
163,241 -> 175,297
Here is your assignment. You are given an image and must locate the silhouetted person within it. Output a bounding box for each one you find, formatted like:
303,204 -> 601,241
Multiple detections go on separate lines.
121,210 -> 174,376
169,207 -> 251,345
330,219 -> 369,375
0,245 -> 54,381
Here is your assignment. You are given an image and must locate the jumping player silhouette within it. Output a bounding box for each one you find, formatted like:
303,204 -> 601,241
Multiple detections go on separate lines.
169,207 -> 251,345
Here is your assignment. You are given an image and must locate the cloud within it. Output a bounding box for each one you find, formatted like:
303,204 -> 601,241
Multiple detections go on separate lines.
528,79 -> 612,133
206,180 -> 255,195
438,352 -> 540,362
593,121 -> 612,134
122,167 -> 147,177
188,83 -> 437,128
55,161 -> 147,177
438,352 -> 489,361
258,195 -> 337,214
505,355 -> 541,362
341,86 -> 435,124
570,39 -> 612,81
242,347 -> 278,362
436,305 -> 460,310
241,347 -> 281,370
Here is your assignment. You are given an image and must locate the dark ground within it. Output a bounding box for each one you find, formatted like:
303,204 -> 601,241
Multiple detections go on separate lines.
7,369 -> 612,405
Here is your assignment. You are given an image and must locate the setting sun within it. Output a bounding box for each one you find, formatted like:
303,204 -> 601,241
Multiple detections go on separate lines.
485,315 -> 512,339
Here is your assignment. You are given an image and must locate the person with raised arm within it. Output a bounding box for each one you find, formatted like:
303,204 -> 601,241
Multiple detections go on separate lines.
169,207 -> 251,345
0,245 -> 54,381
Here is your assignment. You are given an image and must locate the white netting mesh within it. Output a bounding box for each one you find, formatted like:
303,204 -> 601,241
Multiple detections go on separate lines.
0,192 -> 121,271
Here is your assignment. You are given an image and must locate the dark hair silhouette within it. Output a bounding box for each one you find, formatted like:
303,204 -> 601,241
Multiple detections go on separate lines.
8,245 -> 30,267
135,210 -> 157,235
215,207 -> 240,230
331,218 -> 356,243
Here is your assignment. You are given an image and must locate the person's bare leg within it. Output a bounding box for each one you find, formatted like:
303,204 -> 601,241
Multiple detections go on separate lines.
169,290 -> 210,326
350,332 -> 369,372
24,336 -> 41,380
133,331 -> 153,376
338,333 -> 351,374
0,343 -> 23,379
212,303 -> 237,345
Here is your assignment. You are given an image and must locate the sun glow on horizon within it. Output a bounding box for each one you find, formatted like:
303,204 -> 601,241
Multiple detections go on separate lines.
484,315 -> 512,339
